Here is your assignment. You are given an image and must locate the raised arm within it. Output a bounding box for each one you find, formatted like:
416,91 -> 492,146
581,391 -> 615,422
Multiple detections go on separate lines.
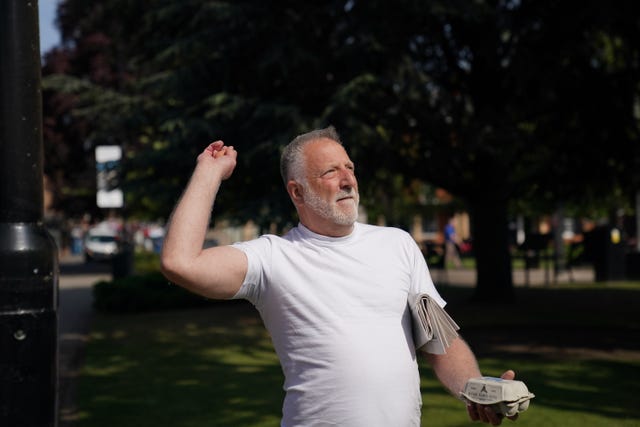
160,141 -> 248,299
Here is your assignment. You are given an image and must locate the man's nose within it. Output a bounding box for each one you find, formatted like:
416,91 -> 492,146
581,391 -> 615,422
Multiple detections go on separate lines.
339,169 -> 356,189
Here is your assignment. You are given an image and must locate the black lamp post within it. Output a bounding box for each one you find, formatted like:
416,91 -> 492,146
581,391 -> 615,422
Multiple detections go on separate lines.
0,1 -> 59,425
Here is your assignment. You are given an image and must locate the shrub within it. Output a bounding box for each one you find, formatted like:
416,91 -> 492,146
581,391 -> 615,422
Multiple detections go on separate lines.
92,272 -> 224,313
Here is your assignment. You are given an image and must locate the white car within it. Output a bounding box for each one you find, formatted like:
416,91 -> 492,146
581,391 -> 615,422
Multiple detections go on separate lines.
84,226 -> 119,262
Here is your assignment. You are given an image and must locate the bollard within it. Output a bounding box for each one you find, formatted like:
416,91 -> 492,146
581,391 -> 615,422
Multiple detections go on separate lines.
0,1 -> 59,426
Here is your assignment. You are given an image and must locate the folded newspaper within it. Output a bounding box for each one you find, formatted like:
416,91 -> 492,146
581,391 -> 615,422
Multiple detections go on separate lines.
460,377 -> 535,416
408,293 -> 460,354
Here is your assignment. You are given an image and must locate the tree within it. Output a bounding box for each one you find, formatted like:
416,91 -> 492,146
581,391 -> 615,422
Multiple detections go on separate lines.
43,0 -> 640,301
45,1 -> 356,228
41,0 -> 144,219
321,0 -> 640,301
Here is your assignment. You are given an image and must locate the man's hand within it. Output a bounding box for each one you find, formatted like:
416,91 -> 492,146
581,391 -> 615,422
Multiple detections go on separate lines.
197,140 -> 237,181
466,370 -> 519,425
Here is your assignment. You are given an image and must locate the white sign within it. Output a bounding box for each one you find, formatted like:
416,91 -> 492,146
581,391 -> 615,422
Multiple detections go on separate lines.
95,145 -> 124,208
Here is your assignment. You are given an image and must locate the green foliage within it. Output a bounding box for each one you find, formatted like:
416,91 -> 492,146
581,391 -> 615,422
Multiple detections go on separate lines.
45,0 -> 639,215
92,272 -> 220,313
43,0 -> 640,217
132,250 -> 162,274
42,1 -> 640,294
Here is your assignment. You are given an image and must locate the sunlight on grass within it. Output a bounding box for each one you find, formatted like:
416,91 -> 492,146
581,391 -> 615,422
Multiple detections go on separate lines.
83,355 -> 139,377
420,355 -> 640,427
77,293 -> 640,427
200,347 -> 280,367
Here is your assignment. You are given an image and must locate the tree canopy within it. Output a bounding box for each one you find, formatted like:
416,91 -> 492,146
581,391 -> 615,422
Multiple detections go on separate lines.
42,0 -> 640,301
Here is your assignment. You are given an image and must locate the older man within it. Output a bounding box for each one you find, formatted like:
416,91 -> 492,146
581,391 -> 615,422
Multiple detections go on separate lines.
161,126 -> 517,426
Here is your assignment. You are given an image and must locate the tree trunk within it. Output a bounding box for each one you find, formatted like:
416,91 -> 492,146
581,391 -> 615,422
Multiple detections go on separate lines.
468,199 -> 515,303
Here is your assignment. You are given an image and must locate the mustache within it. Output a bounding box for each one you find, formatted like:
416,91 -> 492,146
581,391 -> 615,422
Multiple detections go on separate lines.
336,188 -> 358,201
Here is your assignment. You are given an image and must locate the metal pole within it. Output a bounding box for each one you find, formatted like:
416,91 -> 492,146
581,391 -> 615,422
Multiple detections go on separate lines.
0,1 -> 59,426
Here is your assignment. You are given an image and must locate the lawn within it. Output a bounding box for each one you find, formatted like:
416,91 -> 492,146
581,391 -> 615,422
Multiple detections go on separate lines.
76,283 -> 640,426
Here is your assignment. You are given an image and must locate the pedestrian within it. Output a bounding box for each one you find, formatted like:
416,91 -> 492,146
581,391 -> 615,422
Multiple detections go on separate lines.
161,126 -> 519,426
444,216 -> 463,268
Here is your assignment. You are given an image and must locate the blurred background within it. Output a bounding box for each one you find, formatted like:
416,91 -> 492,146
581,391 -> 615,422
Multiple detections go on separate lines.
38,0 -> 640,301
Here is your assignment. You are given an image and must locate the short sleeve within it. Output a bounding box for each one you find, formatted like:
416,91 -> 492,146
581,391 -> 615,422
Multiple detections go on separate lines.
230,236 -> 273,306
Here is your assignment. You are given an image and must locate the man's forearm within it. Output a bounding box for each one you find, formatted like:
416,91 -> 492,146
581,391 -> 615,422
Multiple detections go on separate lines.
425,336 -> 482,397
159,143 -> 244,299
161,162 -> 225,271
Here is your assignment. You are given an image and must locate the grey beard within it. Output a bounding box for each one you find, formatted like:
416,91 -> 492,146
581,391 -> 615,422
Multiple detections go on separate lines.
304,186 -> 359,225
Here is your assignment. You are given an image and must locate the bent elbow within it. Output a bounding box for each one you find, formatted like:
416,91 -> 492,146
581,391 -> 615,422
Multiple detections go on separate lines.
159,252 -> 186,284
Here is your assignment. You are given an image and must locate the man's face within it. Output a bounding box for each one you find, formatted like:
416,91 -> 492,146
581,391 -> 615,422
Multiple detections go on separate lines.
300,138 -> 359,227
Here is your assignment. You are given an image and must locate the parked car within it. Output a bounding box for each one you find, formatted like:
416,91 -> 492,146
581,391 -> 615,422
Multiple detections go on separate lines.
84,226 -> 119,262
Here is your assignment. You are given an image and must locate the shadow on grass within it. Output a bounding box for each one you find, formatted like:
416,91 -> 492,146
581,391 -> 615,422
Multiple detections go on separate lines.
478,356 -> 640,421
77,301 -> 284,427
435,284 -> 640,424
77,286 -> 640,427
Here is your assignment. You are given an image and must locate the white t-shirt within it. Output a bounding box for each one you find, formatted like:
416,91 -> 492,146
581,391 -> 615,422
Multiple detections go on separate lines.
232,222 -> 446,427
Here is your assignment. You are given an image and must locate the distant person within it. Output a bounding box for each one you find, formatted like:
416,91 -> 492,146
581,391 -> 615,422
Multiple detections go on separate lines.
444,217 -> 463,268
70,224 -> 84,255
161,126 -> 519,426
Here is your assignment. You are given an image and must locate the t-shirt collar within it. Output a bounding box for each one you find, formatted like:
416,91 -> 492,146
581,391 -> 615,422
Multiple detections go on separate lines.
297,222 -> 359,244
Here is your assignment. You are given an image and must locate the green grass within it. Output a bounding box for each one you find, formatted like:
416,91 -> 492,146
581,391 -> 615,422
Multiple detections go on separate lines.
77,303 -> 284,427
76,284 -> 640,427
420,356 -> 640,427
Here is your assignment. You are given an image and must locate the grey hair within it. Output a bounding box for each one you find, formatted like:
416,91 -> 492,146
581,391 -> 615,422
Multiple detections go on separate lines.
280,126 -> 342,184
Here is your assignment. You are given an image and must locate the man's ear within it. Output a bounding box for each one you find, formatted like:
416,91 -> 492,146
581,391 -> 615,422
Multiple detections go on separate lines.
287,181 -> 304,204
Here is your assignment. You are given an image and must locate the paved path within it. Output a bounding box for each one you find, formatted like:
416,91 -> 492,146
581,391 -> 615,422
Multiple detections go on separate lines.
430,265 -> 594,288
58,255 -> 110,426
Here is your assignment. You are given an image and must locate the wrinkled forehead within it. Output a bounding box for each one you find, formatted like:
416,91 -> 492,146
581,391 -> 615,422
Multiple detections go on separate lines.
303,138 -> 352,169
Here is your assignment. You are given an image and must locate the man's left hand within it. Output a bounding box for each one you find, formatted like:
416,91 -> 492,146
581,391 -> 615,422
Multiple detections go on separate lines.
465,370 -> 519,425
